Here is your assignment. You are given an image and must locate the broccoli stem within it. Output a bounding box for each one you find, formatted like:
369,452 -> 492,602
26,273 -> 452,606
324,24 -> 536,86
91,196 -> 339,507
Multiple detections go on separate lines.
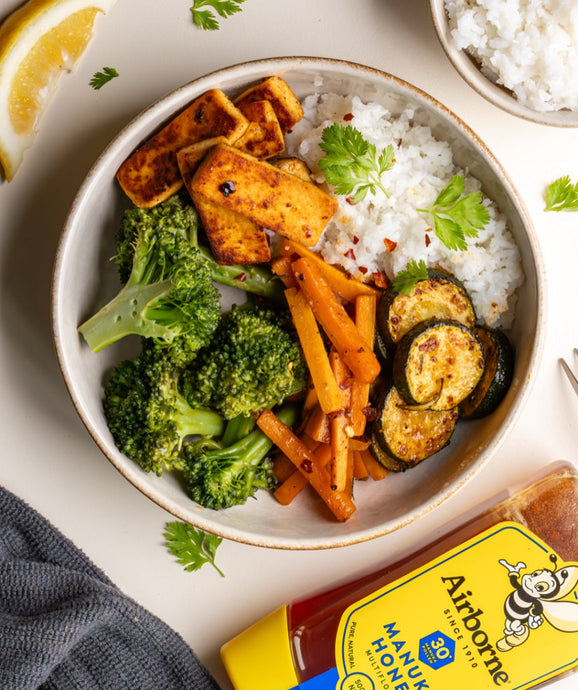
213,404 -> 299,464
172,393 -> 224,439
220,414 -> 256,446
78,279 -> 175,352
197,246 -> 284,303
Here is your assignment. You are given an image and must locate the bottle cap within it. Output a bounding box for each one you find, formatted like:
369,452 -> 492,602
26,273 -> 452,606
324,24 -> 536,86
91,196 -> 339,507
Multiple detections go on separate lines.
221,605 -> 299,689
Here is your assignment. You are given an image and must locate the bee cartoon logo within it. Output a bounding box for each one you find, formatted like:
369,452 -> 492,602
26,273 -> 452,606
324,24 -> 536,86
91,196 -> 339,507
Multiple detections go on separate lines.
496,555 -> 578,652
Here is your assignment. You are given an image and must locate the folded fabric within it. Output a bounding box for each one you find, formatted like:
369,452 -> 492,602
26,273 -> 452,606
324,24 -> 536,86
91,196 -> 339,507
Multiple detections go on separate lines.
0,485 -> 222,690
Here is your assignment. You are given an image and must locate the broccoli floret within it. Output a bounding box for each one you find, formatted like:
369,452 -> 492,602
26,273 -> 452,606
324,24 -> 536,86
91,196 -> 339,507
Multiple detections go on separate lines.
183,403 -> 299,510
114,194 -> 194,284
103,343 -> 224,476
78,197 -> 221,365
182,302 -> 308,419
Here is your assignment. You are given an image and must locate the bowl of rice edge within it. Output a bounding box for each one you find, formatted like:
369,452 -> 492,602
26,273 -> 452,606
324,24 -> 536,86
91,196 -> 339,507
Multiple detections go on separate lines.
430,0 -> 578,126
52,56 -> 546,549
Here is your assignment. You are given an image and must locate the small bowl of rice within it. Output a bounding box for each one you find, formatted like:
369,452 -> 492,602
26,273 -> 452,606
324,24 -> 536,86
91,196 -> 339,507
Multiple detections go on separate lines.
430,0 -> 578,126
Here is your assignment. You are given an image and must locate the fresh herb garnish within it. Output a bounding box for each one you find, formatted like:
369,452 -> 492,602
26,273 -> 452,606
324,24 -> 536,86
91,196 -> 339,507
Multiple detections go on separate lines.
544,175 -> 578,211
89,67 -> 119,90
318,123 -> 396,204
164,521 -> 225,576
417,175 -> 490,251
190,0 -> 246,30
392,259 -> 429,294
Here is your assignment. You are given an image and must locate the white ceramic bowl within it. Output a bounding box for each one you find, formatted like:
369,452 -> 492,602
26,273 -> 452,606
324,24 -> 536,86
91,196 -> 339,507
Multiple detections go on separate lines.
429,0 -> 578,127
52,57 -> 545,549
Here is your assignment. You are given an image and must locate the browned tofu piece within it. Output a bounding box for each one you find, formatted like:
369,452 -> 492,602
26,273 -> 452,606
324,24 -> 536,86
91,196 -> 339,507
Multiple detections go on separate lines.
234,76 -> 304,132
191,193 -> 271,265
117,89 -> 248,208
178,140 -> 270,265
234,100 -> 285,159
176,136 -> 230,179
190,144 -> 338,246
273,157 -> 312,182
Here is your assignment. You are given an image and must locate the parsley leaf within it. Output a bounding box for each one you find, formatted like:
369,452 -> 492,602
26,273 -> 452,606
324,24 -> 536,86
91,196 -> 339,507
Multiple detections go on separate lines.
544,175 -> 578,212
164,521 -> 225,576
89,67 -> 119,90
392,259 -> 429,294
318,123 -> 396,204
417,175 -> 490,251
190,0 -> 246,30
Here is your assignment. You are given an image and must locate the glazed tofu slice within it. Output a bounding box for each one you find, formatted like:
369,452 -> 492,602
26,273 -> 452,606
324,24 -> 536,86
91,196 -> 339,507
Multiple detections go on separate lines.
190,144 -> 338,246
234,100 -> 285,159
234,76 -> 304,132
191,193 -> 271,265
178,140 -> 270,265
117,89 -> 248,208
176,136 -> 230,179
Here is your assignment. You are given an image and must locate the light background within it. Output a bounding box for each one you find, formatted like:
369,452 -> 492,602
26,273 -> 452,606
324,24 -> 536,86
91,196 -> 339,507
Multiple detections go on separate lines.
1,1 -> 577,687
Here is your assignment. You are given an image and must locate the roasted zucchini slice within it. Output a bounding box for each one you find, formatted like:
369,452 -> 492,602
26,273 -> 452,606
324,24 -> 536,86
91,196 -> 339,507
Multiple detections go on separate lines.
459,325 -> 514,419
370,385 -> 458,471
374,330 -> 389,369
393,319 -> 484,410
377,268 -> 476,348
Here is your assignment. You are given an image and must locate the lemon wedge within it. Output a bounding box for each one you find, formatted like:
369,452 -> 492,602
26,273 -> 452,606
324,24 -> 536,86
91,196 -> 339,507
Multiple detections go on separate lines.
0,0 -> 116,181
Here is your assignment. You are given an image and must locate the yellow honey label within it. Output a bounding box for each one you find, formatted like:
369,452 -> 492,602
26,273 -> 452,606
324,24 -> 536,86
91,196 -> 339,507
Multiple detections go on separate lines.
335,522 -> 578,689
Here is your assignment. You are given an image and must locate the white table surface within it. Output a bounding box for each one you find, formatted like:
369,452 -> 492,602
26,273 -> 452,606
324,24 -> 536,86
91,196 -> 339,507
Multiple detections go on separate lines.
1,0 -> 577,688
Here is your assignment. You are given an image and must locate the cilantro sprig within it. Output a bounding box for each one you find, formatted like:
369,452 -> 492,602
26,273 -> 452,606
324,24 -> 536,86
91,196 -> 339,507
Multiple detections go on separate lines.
318,123 -> 396,204
89,67 -> 118,90
164,522 -> 224,576
417,175 -> 490,251
190,0 -> 246,30
544,175 -> 578,212
392,259 -> 429,294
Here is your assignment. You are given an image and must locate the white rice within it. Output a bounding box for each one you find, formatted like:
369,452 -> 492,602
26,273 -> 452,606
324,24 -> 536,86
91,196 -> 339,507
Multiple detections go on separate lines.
285,93 -> 524,328
445,0 -> 578,112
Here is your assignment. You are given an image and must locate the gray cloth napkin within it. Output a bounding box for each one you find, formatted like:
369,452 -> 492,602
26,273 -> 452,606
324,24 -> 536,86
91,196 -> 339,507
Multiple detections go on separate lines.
0,485 -> 222,690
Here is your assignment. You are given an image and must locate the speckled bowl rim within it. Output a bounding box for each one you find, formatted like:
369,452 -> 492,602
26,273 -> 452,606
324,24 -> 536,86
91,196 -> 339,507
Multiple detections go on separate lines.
52,56 -> 546,549
429,0 -> 578,127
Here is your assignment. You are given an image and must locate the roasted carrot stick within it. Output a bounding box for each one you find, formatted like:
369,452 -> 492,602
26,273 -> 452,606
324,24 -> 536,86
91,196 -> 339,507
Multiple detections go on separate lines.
270,255 -> 298,288
350,292 -> 378,435
257,409 -> 356,521
329,349 -> 353,494
284,287 -> 343,414
359,448 -> 389,481
274,471 -> 309,505
273,434 -> 321,504
352,450 -> 370,480
304,403 -> 331,443
291,257 -> 380,384
278,239 -> 379,301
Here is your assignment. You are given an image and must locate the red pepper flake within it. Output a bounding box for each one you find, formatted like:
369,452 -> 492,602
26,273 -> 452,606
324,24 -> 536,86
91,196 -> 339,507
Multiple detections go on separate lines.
344,248 -> 356,261
343,112 -> 354,121
234,272 -> 247,282
362,406 -> 378,422
328,409 -> 345,420
372,272 -> 390,289
300,459 -> 313,474
358,266 -> 368,275
353,235 -> 360,244
383,238 -> 397,252
346,197 -> 355,205
425,234 -> 431,247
